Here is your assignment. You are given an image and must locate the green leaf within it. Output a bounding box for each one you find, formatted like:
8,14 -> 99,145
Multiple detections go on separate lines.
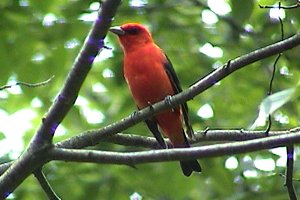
230,0 -> 254,24
250,87 -> 298,129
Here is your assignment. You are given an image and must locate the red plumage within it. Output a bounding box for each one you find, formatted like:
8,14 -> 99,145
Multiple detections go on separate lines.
110,23 -> 201,176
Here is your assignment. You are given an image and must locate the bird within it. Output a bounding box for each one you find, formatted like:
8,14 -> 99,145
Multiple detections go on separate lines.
109,23 -> 201,176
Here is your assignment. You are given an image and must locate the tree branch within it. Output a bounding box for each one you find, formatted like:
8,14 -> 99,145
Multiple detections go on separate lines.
55,33 -> 300,150
30,1 -> 120,150
1,128 -> 298,176
55,128 -> 300,149
48,129 -> 300,165
0,162 -> 12,177
0,76 -> 55,91
34,169 -> 61,200
0,7 -> 299,198
0,0 -> 121,198
285,145 -> 297,200
259,2 -> 300,9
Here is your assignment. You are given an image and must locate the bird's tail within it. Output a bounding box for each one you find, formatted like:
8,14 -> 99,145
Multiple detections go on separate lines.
180,160 -> 201,177
178,128 -> 201,176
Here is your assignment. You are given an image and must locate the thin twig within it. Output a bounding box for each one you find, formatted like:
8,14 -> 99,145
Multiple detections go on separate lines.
34,169 -> 61,200
265,53 -> 281,134
265,6 -> 284,134
285,145 -> 298,200
0,76 -> 55,91
259,2 -> 300,9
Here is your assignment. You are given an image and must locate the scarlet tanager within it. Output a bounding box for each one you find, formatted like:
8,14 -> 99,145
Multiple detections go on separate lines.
109,23 -> 201,176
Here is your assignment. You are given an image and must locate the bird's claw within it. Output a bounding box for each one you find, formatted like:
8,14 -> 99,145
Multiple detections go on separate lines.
164,95 -> 173,106
147,101 -> 154,111
130,110 -> 139,120
164,95 -> 175,112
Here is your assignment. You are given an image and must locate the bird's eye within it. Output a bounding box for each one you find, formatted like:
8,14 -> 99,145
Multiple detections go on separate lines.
126,27 -> 140,35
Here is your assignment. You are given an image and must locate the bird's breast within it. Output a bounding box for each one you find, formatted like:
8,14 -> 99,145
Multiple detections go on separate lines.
123,45 -> 174,108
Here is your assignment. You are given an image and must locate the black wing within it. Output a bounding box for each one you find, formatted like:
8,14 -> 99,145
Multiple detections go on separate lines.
163,54 -> 194,139
136,103 -> 166,148
145,118 -> 167,149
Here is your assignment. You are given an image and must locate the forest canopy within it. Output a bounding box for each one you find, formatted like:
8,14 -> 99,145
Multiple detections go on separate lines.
1,0 -> 300,199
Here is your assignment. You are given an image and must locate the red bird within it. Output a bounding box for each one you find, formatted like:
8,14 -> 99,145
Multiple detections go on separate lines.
109,23 -> 201,176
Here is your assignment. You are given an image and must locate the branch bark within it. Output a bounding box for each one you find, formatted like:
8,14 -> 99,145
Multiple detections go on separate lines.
34,169 -> 61,200
56,127 -> 300,149
0,0 -> 121,198
1,128 -> 298,176
48,129 -> 300,165
55,33 -> 300,150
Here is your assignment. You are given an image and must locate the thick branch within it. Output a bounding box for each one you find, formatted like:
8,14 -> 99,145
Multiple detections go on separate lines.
56,128 -> 300,149
49,129 -> 300,165
0,128 -> 297,176
30,1 -> 120,150
0,0 -> 121,198
0,162 -> 12,177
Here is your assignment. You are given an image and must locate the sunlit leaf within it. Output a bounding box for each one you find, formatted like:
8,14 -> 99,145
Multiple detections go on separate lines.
250,86 -> 299,129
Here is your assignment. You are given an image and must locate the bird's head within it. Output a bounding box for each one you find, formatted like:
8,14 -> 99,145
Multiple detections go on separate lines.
109,23 -> 153,52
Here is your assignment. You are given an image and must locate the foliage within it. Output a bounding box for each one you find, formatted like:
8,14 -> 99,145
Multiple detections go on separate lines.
1,0 -> 300,199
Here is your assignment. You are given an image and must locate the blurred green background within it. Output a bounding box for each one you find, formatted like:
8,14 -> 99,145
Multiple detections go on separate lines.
1,0 -> 300,199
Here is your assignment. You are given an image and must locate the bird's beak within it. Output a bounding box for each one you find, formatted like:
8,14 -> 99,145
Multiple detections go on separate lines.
109,26 -> 125,36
